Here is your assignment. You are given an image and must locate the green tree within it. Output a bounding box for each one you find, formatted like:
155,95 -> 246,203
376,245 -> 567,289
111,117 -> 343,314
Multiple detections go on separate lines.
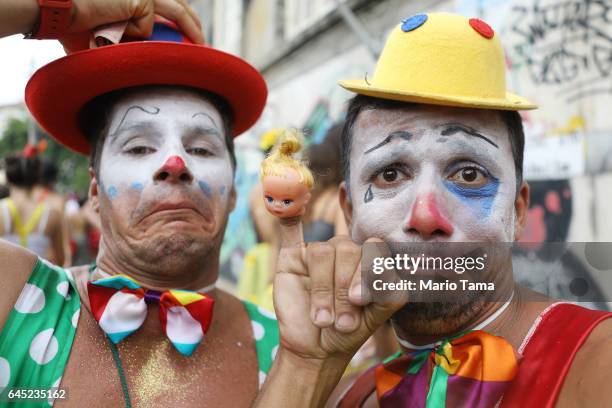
0,117 -> 90,196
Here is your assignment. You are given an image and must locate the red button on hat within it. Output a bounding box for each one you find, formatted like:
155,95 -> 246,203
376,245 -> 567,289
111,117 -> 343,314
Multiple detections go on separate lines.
469,18 -> 494,39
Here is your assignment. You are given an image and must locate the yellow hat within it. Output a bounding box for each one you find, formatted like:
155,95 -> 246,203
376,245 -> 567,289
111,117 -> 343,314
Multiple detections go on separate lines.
339,13 -> 537,110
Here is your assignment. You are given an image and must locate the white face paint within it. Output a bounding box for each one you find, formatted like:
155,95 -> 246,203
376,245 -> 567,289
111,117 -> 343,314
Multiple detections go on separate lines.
95,87 -> 234,272
348,105 -> 518,243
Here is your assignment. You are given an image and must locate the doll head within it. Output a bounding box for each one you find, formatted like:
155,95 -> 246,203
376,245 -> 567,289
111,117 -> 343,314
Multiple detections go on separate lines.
260,129 -> 314,218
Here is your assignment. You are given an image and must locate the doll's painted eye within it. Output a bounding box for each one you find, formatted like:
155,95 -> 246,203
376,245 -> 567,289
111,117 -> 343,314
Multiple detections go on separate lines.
265,196 -> 274,203
283,199 -> 293,206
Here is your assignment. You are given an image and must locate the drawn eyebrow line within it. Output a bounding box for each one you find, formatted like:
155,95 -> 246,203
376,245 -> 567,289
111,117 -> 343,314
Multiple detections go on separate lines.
111,105 -> 160,137
440,124 -> 499,148
192,112 -> 219,129
188,125 -> 224,143
364,131 -> 413,155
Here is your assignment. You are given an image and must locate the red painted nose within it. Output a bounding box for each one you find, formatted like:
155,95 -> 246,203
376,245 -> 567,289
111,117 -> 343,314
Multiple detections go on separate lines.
405,194 -> 454,239
154,155 -> 193,183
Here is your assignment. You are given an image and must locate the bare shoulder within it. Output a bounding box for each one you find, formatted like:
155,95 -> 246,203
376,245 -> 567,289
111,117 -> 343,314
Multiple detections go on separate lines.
0,239 -> 38,329
44,204 -> 64,233
212,289 -> 258,337
556,314 -> 612,406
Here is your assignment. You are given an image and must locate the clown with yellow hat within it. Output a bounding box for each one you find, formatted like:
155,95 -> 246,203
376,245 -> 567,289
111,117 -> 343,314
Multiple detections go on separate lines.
256,12 -> 612,408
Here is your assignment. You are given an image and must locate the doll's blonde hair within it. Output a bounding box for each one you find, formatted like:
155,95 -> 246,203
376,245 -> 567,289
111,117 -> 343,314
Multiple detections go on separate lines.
260,129 -> 314,188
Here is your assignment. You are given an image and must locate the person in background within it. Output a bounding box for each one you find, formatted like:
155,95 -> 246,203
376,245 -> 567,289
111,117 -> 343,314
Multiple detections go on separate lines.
34,157 -> 72,265
0,150 -> 65,264
303,123 -> 348,242
80,197 -> 102,258
63,194 -> 95,265
0,184 -> 9,200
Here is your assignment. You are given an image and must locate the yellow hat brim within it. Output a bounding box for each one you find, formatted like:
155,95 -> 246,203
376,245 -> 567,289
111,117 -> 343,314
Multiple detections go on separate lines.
339,79 -> 537,111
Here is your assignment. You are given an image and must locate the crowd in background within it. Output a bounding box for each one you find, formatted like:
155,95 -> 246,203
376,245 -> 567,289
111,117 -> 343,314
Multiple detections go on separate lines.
0,145 -> 100,268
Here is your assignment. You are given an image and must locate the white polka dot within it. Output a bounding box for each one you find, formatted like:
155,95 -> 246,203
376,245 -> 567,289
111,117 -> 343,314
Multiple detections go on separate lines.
71,309 -> 80,328
252,321 -> 265,341
271,345 -> 278,360
0,357 -> 10,393
14,283 -> 45,314
56,281 -> 69,298
257,306 -> 276,320
258,371 -> 267,388
29,329 -> 59,365
47,376 -> 62,406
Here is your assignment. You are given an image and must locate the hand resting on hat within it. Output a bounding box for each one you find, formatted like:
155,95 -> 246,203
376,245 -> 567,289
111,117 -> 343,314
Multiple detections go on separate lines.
1,0 -> 204,50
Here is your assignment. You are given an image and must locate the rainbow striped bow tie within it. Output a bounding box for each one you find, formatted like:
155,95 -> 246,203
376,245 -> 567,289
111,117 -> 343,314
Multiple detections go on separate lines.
87,274 -> 214,356
376,331 -> 518,407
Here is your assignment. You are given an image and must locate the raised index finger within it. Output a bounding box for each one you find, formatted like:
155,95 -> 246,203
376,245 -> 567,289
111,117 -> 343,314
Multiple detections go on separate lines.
274,216 -> 307,278
279,215 -> 305,249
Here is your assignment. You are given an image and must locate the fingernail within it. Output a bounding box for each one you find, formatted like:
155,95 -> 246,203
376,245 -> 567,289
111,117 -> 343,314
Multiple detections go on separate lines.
336,313 -> 355,329
315,309 -> 332,325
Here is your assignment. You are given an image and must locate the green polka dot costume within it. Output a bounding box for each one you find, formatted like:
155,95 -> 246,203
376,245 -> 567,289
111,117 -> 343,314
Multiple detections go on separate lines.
0,259 -> 80,407
0,258 -> 279,407
242,301 -> 280,385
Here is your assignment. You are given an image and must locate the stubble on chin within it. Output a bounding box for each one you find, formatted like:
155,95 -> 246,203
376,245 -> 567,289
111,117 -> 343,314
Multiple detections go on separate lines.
391,298 -> 487,337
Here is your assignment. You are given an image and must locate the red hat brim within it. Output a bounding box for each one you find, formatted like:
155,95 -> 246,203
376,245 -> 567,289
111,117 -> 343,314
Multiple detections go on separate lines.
25,41 -> 267,155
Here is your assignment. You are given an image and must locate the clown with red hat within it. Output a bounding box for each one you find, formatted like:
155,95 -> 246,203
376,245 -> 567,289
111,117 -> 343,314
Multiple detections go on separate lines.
0,1 -> 278,406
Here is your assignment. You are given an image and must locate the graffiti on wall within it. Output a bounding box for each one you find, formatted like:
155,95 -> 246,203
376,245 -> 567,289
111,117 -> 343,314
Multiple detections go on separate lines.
508,0 -> 612,102
502,0 -> 612,175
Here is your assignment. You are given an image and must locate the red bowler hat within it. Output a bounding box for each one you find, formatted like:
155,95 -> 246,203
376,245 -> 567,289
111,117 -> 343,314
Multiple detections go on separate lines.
25,19 -> 267,155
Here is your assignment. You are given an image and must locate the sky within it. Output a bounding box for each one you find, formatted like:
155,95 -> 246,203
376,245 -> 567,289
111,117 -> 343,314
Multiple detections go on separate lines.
0,35 -> 64,107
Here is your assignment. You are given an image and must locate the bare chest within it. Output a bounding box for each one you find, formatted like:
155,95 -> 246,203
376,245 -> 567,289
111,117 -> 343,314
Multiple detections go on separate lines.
56,305 -> 259,407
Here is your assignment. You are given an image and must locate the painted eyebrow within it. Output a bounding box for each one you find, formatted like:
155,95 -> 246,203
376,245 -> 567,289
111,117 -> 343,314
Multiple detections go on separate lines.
112,122 -> 157,136
439,123 -> 499,148
187,125 -> 223,142
364,130 -> 413,155
110,105 -> 160,137
192,112 -> 219,129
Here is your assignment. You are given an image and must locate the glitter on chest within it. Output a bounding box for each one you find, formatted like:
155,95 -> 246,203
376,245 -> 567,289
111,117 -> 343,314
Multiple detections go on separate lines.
130,341 -> 196,405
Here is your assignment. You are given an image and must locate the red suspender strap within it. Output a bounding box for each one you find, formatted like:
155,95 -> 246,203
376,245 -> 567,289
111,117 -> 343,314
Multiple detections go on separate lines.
338,367 -> 377,408
501,303 -> 612,407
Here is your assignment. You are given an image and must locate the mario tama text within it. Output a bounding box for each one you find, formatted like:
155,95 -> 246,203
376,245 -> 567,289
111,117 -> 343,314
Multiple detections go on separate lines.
372,278 -> 494,292
370,252 -> 495,293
